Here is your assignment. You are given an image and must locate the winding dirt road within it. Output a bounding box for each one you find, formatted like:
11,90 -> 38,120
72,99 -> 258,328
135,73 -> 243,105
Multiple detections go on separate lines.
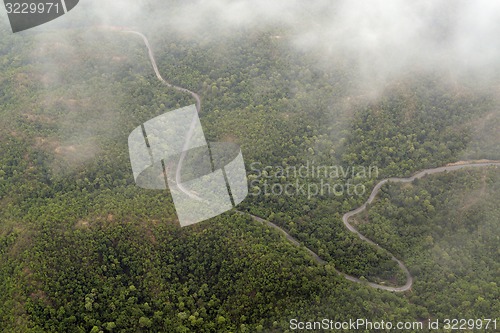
123,30 -> 203,201
116,28 -> 499,292
341,162 -> 499,291
251,162 -> 499,292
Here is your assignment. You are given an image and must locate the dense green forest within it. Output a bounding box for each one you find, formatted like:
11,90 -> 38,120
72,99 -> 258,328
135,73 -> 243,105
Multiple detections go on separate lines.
353,167 -> 500,319
0,4 -> 499,332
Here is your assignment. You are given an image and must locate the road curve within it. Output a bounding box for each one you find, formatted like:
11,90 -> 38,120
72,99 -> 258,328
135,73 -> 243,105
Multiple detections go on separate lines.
122,30 -> 203,201
109,27 -> 499,292
247,162 -> 499,292
340,161 -> 499,291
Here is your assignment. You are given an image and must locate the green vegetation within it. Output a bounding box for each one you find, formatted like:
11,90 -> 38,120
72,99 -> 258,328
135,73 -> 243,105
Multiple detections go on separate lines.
354,167 -> 500,319
0,12 -> 498,332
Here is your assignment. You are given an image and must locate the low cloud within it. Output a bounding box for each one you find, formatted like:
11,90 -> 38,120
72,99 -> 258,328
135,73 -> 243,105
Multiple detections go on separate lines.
71,0 -> 500,90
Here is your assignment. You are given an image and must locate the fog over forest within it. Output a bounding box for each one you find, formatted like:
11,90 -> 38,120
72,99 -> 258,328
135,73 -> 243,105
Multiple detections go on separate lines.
13,0 -> 497,162
0,1 -> 499,332
71,0 -> 500,84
